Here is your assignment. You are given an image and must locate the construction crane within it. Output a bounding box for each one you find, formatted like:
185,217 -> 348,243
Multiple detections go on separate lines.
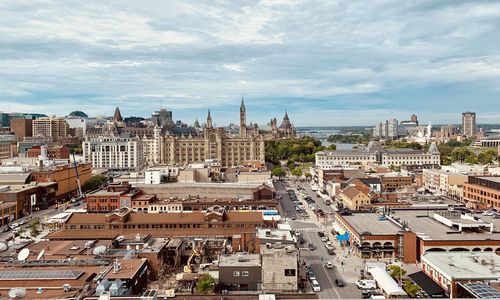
183,247 -> 200,273
70,149 -> 84,203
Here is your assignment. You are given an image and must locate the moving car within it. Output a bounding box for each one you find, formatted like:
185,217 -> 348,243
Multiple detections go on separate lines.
311,280 -> 321,292
325,261 -> 334,269
335,279 -> 345,287
308,243 -> 316,250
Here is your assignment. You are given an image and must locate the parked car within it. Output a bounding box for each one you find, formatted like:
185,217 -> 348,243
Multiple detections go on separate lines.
327,248 -> 335,255
1,226 -> 10,232
335,279 -> 345,287
308,243 -> 316,250
317,231 -> 325,238
18,219 -> 27,225
311,280 -> 321,292
325,241 -> 333,248
321,236 -> 328,242
308,270 -> 316,281
325,261 -> 334,269
9,222 -> 19,229
356,280 -> 376,290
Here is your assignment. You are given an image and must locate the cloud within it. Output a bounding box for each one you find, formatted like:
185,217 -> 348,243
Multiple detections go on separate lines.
0,0 -> 500,126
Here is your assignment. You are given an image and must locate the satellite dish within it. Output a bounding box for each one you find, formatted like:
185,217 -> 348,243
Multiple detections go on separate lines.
37,249 -> 45,261
17,249 -> 29,261
8,288 -> 27,299
92,245 -> 107,256
0,241 -> 8,252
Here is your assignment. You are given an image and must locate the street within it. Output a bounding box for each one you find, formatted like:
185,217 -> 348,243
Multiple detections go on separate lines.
274,179 -> 362,299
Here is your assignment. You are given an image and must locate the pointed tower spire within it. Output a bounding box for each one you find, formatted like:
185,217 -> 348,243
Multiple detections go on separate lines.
206,109 -> 213,128
113,107 -> 123,122
240,96 -> 247,138
241,96 -> 245,108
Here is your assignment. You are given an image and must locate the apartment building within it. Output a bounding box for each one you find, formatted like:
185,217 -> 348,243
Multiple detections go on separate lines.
0,140 -> 12,162
83,136 -> 144,174
32,117 -> 69,140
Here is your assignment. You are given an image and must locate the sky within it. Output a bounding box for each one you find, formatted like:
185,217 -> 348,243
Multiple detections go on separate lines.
1,0 -> 500,126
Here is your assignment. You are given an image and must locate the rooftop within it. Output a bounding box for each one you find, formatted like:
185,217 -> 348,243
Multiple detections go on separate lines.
422,252 -> 500,280
472,176 -> 500,184
219,253 -> 261,267
339,213 -> 401,236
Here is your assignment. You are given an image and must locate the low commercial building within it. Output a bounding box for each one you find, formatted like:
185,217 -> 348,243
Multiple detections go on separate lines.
0,201 -> 17,225
31,163 -> 92,201
423,169 -> 467,196
334,208 -> 500,263
260,245 -> 298,292
421,252 -> 500,298
379,174 -> 412,192
144,166 -> 179,184
0,182 -> 57,218
27,145 -> 70,160
463,176 -> 500,210
47,207 -> 264,252
219,253 -> 261,291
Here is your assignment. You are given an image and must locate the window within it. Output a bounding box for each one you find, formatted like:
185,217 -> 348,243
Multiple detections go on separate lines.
242,271 -> 249,277
233,271 -> 240,277
284,269 -> 296,276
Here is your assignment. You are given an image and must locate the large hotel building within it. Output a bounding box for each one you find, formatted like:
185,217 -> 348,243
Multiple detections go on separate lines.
83,99 -> 295,170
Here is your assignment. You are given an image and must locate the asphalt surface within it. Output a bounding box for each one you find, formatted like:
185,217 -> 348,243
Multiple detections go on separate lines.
275,179 -> 361,299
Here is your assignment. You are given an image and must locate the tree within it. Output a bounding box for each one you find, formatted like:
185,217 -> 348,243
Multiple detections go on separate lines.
450,147 -> 474,162
388,265 -> 407,281
82,175 -> 108,192
291,167 -> 302,177
272,166 -> 286,179
196,274 -> 215,294
403,280 -> 421,298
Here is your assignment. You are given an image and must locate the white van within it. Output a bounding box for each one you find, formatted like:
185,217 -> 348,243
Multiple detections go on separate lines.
356,279 -> 376,290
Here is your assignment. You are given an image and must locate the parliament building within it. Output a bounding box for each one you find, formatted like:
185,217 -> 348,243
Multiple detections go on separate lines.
84,98 -> 295,168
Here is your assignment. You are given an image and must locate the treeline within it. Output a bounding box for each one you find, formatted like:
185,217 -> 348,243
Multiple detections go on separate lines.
326,133 -> 371,145
384,140 -> 424,150
265,137 -> 335,165
440,146 -> 498,165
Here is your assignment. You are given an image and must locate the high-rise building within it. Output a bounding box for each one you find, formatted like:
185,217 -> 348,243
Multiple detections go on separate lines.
410,114 -> 418,125
387,118 -> 399,139
10,118 -> 32,141
373,118 -> 398,139
32,117 -> 69,140
462,112 -> 477,138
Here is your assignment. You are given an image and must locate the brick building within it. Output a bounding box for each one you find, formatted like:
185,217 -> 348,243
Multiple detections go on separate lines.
463,176 -> 500,210
31,163 -> 92,201
9,118 -> 32,141
27,145 -> 70,159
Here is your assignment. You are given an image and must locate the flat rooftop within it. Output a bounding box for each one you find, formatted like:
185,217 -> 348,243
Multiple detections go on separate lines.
392,210 -> 500,241
422,252 -> 500,280
475,176 -> 500,184
340,213 -> 401,235
219,253 -> 261,267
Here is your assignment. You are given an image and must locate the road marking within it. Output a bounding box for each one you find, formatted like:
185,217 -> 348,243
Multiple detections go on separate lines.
293,227 -> 319,232
323,264 -> 341,299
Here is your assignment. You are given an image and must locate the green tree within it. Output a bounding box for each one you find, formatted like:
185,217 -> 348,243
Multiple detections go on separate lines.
477,149 -> 497,164
272,166 -> 286,179
403,280 -> 421,298
196,274 -> 215,294
465,154 -> 479,164
450,147 -> 474,162
326,144 -> 337,150
291,168 -> 302,177
388,265 -> 407,281
82,175 -> 108,192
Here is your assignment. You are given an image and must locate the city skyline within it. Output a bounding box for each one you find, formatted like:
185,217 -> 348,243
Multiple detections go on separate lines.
1,0 -> 500,125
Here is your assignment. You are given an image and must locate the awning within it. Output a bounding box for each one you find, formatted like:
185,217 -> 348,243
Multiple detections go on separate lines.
408,271 -> 446,298
368,267 -> 407,297
332,222 -> 343,233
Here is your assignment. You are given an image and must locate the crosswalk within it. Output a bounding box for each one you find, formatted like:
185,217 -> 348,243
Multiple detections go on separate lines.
293,227 -> 319,232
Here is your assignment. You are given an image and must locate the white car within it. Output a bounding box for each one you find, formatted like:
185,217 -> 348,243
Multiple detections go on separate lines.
356,279 -> 376,290
9,222 -> 19,229
325,261 -> 334,269
325,241 -> 333,248
482,211 -> 494,216
312,280 -> 321,292
321,236 -> 328,242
